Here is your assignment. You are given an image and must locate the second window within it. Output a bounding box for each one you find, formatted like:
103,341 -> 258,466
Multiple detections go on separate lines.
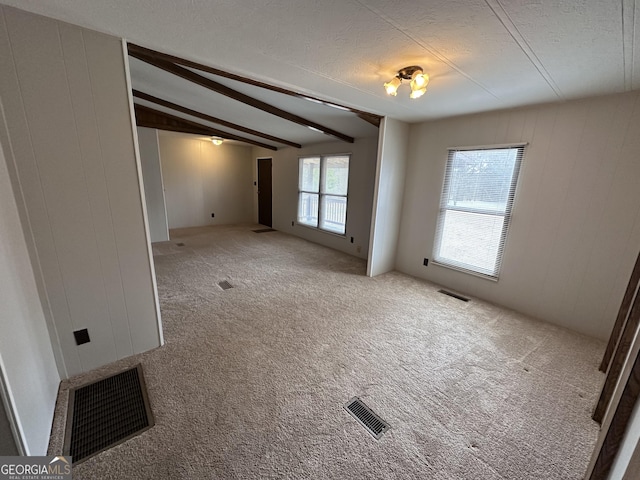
298,154 -> 350,235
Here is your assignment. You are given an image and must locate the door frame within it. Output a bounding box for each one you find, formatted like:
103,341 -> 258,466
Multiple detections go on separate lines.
585,250 -> 640,479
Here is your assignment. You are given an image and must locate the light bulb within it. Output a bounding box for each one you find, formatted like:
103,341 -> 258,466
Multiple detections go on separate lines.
409,87 -> 427,99
410,70 -> 429,99
211,137 -> 224,146
411,70 -> 428,89
383,76 -> 401,96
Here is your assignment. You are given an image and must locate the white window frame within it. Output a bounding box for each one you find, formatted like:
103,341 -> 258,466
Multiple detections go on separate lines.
433,144 -> 525,280
297,154 -> 350,236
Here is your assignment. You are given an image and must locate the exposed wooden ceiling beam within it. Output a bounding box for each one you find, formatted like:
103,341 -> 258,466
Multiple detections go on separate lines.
128,49 -> 355,143
133,90 -> 301,149
357,113 -> 381,128
128,44 -> 382,128
134,104 -> 278,151
137,119 -> 212,137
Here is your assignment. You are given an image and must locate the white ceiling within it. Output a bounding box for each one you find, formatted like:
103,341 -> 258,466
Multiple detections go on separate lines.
3,0 -> 638,133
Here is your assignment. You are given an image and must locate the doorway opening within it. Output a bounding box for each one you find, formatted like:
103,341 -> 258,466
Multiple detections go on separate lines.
257,158 -> 272,228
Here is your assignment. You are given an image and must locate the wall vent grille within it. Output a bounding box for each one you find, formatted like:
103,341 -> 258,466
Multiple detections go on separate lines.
438,289 -> 469,302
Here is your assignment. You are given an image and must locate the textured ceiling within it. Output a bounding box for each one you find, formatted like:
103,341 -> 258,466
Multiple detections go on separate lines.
2,0 -> 638,126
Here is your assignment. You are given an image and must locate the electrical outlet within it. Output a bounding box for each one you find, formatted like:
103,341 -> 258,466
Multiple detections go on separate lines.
74,328 -> 90,345
423,258 -> 429,266
211,213 -> 215,218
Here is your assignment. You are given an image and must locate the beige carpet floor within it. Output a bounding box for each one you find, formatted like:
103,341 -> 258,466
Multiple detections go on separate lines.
48,224 -> 606,479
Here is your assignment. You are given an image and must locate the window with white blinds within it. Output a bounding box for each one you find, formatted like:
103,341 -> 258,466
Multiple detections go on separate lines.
433,145 -> 525,279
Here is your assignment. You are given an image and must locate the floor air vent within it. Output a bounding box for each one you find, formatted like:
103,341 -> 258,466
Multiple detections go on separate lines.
63,365 -> 154,464
176,242 -> 185,247
438,289 -> 469,302
253,228 -> 276,233
219,280 -> 234,290
344,397 -> 390,440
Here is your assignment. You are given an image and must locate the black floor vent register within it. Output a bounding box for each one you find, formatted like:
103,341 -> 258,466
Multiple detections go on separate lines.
344,397 -> 390,440
438,289 -> 470,302
63,364 -> 154,464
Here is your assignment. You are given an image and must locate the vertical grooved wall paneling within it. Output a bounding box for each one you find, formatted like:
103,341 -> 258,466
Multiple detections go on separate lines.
0,6 -> 161,376
368,118 -> 410,276
397,91 -> 640,339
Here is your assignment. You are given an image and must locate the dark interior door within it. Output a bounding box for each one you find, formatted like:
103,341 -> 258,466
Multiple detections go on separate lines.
257,158 -> 272,227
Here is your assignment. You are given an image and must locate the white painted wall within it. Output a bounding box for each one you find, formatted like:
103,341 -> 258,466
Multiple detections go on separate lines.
137,127 -> 169,242
396,91 -> 640,340
252,137 -> 378,260
159,133 -> 254,229
368,118 -> 409,276
0,6 -> 162,377
0,135 -> 60,455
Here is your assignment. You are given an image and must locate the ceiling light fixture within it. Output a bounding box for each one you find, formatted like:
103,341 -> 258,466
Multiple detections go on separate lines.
384,66 -> 429,99
211,136 -> 224,146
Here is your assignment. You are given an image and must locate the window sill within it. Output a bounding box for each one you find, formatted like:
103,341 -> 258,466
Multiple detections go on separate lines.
432,260 -> 499,282
297,223 -> 347,239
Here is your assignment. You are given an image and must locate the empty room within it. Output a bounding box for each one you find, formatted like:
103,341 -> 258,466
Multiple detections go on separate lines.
1,2 -> 640,480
